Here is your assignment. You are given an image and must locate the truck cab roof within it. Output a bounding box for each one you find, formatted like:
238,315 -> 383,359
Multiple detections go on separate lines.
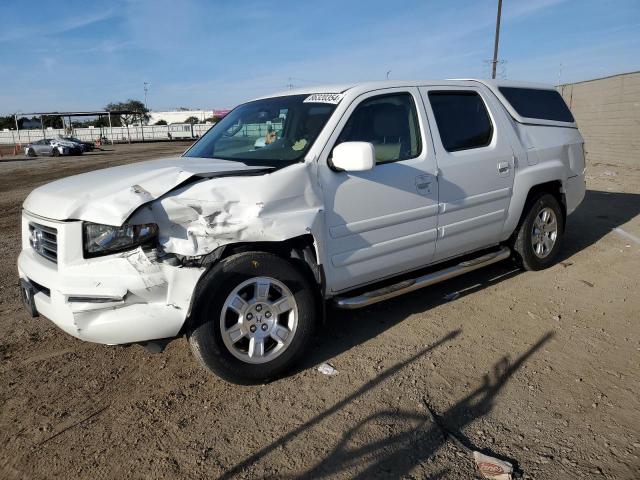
256,79 -> 576,128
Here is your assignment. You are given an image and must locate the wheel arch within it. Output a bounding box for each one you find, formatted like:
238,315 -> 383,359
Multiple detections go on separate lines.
181,233 -> 325,334
502,162 -> 568,239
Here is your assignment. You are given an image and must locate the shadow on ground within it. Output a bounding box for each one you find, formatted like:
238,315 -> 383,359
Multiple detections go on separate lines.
220,331 -> 554,479
560,189 -> 640,259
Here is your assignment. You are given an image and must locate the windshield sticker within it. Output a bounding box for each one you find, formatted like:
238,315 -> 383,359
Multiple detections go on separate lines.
303,93 -> 344,104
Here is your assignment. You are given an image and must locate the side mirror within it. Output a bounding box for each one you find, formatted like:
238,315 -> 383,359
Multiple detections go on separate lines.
331,142 -> 375,172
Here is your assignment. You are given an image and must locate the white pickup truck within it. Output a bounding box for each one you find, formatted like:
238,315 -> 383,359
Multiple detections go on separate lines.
18,80 -> 585,383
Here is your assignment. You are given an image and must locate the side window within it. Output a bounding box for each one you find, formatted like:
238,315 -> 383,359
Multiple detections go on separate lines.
428,91 -> 493,152
498,87 -> 574,122
336,93 -> 422,164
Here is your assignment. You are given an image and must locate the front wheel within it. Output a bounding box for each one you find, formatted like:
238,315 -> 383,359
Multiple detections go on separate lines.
511,193 -> 564,271
52,148 -> 60,157
187,252 -> 317,384
26,148 -> 36,157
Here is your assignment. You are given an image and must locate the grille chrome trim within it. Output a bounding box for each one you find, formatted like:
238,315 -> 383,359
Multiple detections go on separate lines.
29,222 -> 58,263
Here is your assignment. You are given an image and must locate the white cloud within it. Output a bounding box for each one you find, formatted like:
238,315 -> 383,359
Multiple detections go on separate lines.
0,9 -> 117,43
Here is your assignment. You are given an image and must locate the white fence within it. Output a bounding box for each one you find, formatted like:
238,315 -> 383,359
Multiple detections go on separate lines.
0,123 -> 215,145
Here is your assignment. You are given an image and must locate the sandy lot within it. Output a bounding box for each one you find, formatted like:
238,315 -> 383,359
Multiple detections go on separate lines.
0,143 -> 638,479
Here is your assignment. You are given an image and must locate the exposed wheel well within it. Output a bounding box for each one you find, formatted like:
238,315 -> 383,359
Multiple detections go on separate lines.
211,234 -> 322,284
524,180 -> 566,230
183,234 -> 325,334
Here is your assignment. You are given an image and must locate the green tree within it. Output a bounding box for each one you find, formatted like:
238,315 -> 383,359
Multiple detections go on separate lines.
42,116 -> 63,129
154,119 -> 168,125
105,99 -> 150,125
105,99 -> 150,142
203,116 -> 221,124
0,116 -> 16,129
184,116 -> 200,125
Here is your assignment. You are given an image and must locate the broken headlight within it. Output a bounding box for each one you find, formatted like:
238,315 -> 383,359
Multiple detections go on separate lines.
83,222 -> 158,257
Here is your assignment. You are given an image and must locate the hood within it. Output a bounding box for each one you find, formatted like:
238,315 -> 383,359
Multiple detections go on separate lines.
23,156 -> 272,225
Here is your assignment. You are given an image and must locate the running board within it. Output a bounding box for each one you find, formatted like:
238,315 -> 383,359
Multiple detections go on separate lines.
334,247 -> 511,309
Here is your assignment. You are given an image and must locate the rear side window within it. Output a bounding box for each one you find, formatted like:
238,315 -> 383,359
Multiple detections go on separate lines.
499,87 -> 574,122
428,91 -> 493,152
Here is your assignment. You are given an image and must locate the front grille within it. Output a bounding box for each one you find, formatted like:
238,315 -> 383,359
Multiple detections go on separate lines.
29,223 -> 58,263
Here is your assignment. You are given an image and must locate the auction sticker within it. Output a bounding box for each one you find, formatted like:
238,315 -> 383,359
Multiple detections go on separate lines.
303,93 -> 344,104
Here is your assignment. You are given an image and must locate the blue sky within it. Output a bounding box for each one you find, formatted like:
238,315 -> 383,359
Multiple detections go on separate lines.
1,0 -> 638,113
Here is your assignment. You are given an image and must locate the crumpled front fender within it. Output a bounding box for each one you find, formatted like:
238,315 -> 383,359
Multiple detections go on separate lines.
130,162 -> 325,259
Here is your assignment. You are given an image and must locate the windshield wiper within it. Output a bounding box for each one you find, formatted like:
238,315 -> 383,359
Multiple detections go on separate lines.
193,166 -> 276,180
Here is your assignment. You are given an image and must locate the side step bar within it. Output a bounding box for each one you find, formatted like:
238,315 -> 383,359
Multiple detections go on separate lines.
334,246 -> 511,310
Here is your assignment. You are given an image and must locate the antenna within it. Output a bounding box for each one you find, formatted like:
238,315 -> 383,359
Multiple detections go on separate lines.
287,77 -> 294,90
386,70 -> 391,80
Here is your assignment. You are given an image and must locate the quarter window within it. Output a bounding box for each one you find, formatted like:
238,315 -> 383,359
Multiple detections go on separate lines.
335,93 -> 422,164
428,91 -> 493,152
499,87 -> 574,123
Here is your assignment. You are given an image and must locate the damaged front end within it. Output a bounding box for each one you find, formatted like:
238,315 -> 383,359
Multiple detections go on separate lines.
18,208 -> 205,344
18,159 -> 324,346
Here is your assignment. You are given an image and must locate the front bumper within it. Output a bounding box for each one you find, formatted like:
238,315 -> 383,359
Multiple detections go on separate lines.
18,212 -> 205,345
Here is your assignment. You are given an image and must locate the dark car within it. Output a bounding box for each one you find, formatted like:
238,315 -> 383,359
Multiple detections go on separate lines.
60,136 -> 95,152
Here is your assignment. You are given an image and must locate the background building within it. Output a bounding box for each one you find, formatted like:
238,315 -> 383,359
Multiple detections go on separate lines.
147,109 -> 231,125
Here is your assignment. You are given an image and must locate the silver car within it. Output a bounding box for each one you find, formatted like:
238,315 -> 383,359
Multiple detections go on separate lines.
25,139 -> 82,157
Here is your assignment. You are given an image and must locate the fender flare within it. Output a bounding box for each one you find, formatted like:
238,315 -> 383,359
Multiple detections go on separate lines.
502,160 -> 567,239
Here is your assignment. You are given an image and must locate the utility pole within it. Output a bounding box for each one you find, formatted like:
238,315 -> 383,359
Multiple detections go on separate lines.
287,77 -> 294,90
557,63 -> 563,87
491,0 -> 503,80
143,82 -> 150,109
14,112 -> 21,145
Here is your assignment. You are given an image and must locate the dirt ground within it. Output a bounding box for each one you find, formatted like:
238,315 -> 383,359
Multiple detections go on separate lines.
0,142 -> 638,479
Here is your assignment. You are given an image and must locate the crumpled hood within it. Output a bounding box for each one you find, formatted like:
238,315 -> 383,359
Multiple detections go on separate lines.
23,156 -> 270,226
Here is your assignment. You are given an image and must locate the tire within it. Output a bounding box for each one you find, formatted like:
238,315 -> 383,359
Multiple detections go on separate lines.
26,148 -> 36,157
187,252 -> 317,384
511,193 -> 564,271
52,148 -> 60,157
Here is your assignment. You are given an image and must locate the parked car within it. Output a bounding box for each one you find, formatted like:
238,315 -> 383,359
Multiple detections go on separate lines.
59,136 -> 95,152
25,138 -> 82,157
18,80 -> 585,383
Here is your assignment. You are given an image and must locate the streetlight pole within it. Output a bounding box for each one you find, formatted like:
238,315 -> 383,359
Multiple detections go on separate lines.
491,0 -> 503,80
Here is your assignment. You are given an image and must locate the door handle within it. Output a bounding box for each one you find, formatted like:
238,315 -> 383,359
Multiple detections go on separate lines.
497,161 -> 510,174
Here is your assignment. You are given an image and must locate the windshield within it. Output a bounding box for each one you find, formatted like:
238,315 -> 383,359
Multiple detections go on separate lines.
184,94 -> 338,165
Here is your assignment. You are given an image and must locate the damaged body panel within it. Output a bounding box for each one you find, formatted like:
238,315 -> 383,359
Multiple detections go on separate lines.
22,156 -> 276,226
129,162 -> 324,257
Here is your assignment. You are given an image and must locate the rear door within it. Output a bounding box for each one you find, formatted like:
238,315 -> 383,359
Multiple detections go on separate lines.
419,87 -> 515,261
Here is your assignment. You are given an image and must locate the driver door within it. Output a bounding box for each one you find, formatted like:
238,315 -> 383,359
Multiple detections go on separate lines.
35,140 -> 50,155
318,88 -> 439,293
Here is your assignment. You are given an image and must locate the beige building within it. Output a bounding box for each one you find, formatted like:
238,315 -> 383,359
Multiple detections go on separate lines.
559,71 -> 640,167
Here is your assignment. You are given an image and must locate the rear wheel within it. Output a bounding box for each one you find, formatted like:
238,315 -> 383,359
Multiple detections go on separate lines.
26,148 -> 36,157
187,252 -> 317,384
511,193 -> 564,270
51,148 -> 60,157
